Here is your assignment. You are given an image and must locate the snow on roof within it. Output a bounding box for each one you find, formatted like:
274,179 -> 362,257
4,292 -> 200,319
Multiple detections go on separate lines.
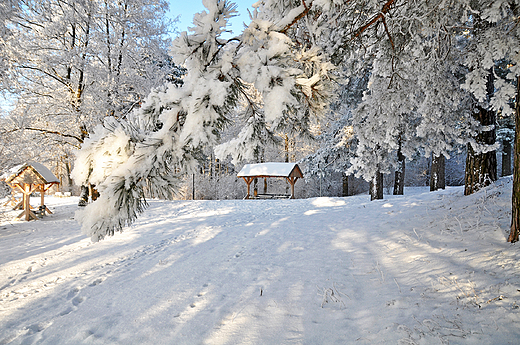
5,161 -> 60,184
28,162 -> 60,183
237,162 -> 303,178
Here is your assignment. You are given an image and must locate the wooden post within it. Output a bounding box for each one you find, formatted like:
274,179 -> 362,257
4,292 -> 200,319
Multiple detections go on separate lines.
40,184 -> 45,208
287,177 -> 297,199
242,177 -> 253,199
4,182 -> 21,208
24,184 -> 30,221
39,184 -> 53,215
16,183 -> 38,221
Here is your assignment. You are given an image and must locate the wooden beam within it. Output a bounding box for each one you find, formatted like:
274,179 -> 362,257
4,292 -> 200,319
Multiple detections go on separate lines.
12,183 -> 39,221
286,177 -> 296,199
23,184 -> 38,221
242,177 -> 254,199
13,200 -> 23,210
40,184 -> 45,208
39,184 -> 53,215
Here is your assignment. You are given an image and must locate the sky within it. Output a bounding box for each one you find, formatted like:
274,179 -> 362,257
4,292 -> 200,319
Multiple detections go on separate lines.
167,0 -> 254,38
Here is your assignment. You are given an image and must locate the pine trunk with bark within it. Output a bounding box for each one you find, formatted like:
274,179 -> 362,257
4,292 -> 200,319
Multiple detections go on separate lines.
393,143 -> 405,195
370,170 -> 384,201
430,154 -> 446,191
508,76 -> 520,243
502,139 -> 512,176
464,69 -> 497,196
78,185 -> 89,206
342,174 -> 349,197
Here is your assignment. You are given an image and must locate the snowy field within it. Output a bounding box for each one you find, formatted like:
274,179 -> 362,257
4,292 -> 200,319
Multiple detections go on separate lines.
1,178 -> 520,344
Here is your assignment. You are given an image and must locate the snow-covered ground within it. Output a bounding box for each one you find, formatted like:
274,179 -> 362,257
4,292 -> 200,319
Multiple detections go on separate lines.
1,178 -> 520,344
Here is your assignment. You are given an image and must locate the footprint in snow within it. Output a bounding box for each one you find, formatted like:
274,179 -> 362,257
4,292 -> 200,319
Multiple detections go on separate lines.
89,278 -> 104,286
72,296 -> 85,306
67,287 -> 80,299
26,321 -> 51,335
59,306 -> 74,316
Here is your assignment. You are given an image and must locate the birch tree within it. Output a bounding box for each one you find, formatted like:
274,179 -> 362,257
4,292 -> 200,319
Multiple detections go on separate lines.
0,0 -> 174,176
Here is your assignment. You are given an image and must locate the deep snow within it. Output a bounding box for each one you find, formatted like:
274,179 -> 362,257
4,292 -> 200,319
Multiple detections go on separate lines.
1,178 -> 520,344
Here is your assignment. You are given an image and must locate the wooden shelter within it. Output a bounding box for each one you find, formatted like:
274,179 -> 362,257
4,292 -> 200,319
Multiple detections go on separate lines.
4,162 -> 60,221
237,162 -> 304,199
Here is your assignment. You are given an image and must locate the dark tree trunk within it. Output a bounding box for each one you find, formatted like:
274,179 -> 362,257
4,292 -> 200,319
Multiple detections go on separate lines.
430,154 -> 446,191
78,185 -> 89,206
370,170 -> 384,201
508,76 -> 520,243
464,68 -> 497,196
393,144 -> 405,195
342,174 -> 349,197
61,159 -> 73,193
502,139 -> 512,176
465,143 -> 497,195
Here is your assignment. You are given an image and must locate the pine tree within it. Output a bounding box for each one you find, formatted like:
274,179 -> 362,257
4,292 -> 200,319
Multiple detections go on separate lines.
463,67 -> 498,196
73,0 -> 335,240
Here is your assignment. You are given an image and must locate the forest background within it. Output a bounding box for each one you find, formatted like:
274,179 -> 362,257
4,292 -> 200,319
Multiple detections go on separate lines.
0,0 -> 519,241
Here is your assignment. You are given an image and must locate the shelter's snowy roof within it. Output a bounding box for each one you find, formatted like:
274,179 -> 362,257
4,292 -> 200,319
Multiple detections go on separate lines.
5,161 -> 60,184
237,163 -> 303,178
29,162 -> 60,183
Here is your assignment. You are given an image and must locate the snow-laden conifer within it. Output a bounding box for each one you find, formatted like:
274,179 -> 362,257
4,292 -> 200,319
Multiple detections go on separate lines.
74,0 -> 335,240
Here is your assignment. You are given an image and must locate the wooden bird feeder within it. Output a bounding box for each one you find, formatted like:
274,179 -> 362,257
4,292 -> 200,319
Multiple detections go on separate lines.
237,162 -> 304,199
4,162 -> 60,221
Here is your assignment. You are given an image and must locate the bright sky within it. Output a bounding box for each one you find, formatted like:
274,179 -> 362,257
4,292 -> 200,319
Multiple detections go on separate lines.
167,0 -> 254,38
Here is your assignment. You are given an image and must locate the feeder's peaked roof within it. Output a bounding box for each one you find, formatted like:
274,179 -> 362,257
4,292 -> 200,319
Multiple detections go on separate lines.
237,162 -> 303,178
5,161 -> 60,185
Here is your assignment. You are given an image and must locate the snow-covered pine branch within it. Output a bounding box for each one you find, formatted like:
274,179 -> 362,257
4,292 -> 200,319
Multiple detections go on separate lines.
74,0 -> 335,240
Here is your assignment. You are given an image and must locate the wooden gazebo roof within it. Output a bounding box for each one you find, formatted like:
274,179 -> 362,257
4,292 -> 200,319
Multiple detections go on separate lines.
237,163 -> 303,199
237,162 -> 303,179
6,162 -> 60,186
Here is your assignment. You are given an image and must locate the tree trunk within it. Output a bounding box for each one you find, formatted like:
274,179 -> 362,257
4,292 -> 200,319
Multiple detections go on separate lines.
342,174 -> 349,197
78,185 -> 89,206
508,76 -> 520,243
430,154 -> 446,191
465,142 -> 497,195
502,138 -> 512,176
63,159 -> 73,193
464,68 -> 497,196
370,170 -> 384,200
284,134 -> 289,163
393,143 -> 405,195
